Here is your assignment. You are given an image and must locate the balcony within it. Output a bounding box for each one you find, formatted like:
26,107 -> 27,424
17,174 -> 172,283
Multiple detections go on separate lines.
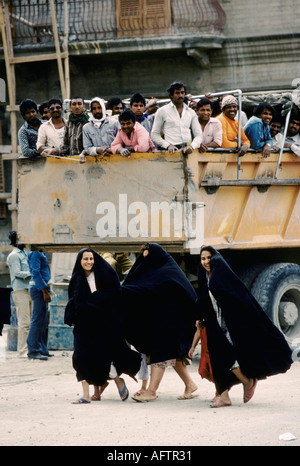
2,0 -> 226,55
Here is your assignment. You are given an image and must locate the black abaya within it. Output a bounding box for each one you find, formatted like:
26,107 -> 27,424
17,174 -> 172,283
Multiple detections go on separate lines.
121,243 -> 198,364
197,247 -> 293,395
64,248 -> 141,386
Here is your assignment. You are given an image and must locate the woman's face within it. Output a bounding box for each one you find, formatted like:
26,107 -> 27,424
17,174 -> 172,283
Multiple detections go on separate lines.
201,250 -> 212,274
81,251 -> 94,275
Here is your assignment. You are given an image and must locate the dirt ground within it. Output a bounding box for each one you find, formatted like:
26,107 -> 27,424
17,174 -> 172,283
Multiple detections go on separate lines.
0,329 -> 299,448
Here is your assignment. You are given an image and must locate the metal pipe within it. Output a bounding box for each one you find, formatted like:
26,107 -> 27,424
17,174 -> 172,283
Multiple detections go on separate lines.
275,109 -> 291,179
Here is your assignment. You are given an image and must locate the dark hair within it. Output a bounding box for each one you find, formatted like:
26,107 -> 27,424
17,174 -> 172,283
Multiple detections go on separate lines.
253,103 -> 275,117
196,98 -> 213,110
106,96 -> 124,110
39,101 -> 49,115
167,81 -> 187,96
200,245 -> 218,257
290,111 -> 300,124
130,93 -> 146,106
119,109 -> 136,123
48,98 -> 63,108
8,230 -> 18,246
70,96 -> 85,105
271,113 -> 283,125
141,243 -> 150,252
19,99 -> 38,118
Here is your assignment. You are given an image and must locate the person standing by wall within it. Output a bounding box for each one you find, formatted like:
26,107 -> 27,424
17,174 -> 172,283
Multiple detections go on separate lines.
7,231 -> 32,358
26,250 -> 52,360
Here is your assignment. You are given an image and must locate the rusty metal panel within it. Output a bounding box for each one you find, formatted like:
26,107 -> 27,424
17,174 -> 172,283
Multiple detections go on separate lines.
17,150 -> 300,254
17,152 -> 201,252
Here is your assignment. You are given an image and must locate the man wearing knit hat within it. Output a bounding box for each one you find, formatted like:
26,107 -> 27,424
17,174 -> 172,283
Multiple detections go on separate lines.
218,95 -> 250,156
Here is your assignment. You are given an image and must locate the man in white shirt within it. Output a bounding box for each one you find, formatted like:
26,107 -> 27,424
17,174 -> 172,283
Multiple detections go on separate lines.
270,114 -> 284,151
37,99 -> 67,157
151,82 -> 202,154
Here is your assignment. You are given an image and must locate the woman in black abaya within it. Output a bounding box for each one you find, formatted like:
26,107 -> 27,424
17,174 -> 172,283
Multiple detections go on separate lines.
198,246 -> 293,408
122,243 -> 199,402
64,248 -> 141,403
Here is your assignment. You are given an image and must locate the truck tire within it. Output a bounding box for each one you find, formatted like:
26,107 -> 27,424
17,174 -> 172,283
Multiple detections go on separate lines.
251,263 -> 300,348
238,263 -> 268,290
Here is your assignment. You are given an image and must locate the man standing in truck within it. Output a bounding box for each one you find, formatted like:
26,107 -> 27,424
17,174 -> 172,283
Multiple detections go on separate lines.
283,114 -> 300,156
82,97 -> 119,161
151,81 -> 202,154
60,97 -> 89,156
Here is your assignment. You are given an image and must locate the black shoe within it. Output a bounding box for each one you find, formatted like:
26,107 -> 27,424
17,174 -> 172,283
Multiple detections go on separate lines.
28,353 -> 48,360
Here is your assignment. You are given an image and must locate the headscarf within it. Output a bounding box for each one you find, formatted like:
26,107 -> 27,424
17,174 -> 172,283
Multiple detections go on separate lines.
197,246 -> 293,394
65,248 -> 122,326
88,97 -> 107,128
122,243 -> 198,363
64,248 -> 141,385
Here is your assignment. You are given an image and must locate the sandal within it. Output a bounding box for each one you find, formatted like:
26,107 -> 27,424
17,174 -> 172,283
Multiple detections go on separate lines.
118,379 -> 129,401
72,398 -> 91,404
244,379 -> 257,403
91,394 -> 101,401
133,390 -> 145,396
177,393 -> 198,400
99,381 -> 109,395
132,394 -> 157,403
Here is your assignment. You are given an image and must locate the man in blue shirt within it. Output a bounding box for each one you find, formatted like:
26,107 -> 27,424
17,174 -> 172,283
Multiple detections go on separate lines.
27,250 -> 52,360
244,103 -> 275,157
7,231 -> 32,358
82,97 -> 119,162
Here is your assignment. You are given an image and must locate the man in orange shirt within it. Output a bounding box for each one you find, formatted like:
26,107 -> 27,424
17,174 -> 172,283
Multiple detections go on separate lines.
218,95 -> 250,156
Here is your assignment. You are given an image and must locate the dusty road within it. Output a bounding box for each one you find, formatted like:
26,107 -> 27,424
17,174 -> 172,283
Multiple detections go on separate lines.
0,334 -> 299,448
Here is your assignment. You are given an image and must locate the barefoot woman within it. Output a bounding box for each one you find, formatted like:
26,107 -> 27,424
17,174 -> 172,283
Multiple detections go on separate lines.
198,246 -> 293,407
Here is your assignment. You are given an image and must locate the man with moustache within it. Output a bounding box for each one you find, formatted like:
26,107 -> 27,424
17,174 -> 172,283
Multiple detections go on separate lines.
82,97 -> 119,162
196,97 -> 222,153
151,81 -> 202,154
18,99 -> 44,158
283,114 -> 300,157
60,96 -> 89,156
39,101 -> 50,121
36,98 -> 67,157
217,94 -> 250,157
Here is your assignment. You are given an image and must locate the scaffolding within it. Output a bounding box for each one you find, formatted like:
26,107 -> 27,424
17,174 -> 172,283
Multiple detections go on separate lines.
0,0 -> 70,228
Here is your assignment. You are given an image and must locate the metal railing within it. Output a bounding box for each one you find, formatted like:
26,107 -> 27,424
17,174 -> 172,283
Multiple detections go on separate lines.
2,0 -> 226,46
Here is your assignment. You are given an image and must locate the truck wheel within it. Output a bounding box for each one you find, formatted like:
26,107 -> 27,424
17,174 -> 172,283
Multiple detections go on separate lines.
251,263 -> 300,348
238,263 -> 267,290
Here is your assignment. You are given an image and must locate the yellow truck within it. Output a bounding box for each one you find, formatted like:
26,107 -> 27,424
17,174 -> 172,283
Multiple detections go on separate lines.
16,146 -> 300,349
